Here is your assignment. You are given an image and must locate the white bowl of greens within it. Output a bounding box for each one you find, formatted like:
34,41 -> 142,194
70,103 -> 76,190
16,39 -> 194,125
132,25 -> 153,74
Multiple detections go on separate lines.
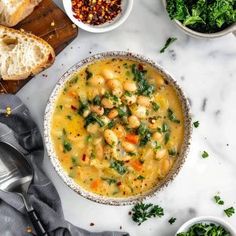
176,216 -> 236,236
162,0 -> 236,38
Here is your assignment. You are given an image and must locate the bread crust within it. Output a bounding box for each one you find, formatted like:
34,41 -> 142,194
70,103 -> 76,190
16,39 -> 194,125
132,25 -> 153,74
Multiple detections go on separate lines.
0,0 -> 43,27
0,25 -> 55,81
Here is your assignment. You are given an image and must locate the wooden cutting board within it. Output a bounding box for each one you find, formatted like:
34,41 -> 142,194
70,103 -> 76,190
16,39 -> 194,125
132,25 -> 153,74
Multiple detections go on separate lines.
0,0 -> 78,94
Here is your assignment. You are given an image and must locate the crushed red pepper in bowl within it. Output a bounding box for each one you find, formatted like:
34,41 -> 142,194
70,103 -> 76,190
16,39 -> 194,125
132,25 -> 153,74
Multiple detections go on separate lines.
71,0 -> 122,25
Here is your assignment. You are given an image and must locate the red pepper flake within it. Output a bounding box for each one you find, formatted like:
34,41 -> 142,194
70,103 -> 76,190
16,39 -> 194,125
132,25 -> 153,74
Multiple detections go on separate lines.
72,0 -> 122,25
71,105 -> 77,110
82,154 -> 86,161
117,181 -> 122,186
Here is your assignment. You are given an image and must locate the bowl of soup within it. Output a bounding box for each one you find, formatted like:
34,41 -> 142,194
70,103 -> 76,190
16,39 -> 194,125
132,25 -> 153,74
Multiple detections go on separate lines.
44,52 -> 192,205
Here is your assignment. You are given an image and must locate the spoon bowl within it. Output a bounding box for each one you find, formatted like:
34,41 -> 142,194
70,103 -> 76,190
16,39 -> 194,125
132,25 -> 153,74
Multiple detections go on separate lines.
0,142 -> 48,236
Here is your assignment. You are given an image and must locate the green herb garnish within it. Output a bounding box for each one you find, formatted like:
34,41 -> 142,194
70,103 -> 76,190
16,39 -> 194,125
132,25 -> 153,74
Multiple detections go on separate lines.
138,123 -> 151,146
214,195 -> 224,205
63,140 -> 72,152
131,202 -> 164,225
160,37 -> 177,53
110,160 -> 127,175
137,175 -> 145,180
85,68 -> 93,80
131,64 -> 155,97
167,108 -> 180,123
92,95 -> 101,106
71,156 -> 79,166
168,217 -> 176,225
201,151 -> 209,158
84,113 -> 105,127
193,121 -> 200,128
224,207 -> 235,217
101,177 -> 117,185
151,101 -> 160,111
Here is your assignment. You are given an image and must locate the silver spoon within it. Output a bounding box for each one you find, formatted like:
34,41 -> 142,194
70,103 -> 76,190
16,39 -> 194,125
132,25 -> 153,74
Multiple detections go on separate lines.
0,142 -> 48,236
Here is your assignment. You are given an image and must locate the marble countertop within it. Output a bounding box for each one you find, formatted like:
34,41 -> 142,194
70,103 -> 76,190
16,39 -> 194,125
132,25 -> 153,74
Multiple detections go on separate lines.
17,0 -> 236,235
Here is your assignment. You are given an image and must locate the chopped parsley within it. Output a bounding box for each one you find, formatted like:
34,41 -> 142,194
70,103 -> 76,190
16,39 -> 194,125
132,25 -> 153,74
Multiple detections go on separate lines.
160,37 -> 177,53
92,95 -> 101,106
78,100 -> 89,116
131,64 -> 155,97
131,202 -> 164,225
167,108 -> 180,123
193,121 -> 200,128
71,156 -> 79,166
138,123 -> 151,146
137,175 -> 145,180
201,151 -> 209,158
168,148 -> 177,156
84,113 -> 105,127
214,195 -> 224,205
63,140 -> 72,152
110,160 -> 127,175
101,177 -> 117,185
85,67 -> 93,80
168,217 -> 176,225
224,207 -> 235,217
151,101 -> 160,111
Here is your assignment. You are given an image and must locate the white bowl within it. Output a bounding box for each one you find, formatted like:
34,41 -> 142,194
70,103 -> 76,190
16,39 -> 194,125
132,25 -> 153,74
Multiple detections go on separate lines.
176,216 -> 236,235
62,0 -> 133,33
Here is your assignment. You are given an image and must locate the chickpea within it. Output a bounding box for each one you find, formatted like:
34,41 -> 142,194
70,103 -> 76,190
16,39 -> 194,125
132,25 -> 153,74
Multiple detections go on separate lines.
108,109 -> 118,119
121,94 -> 137,106
95,143 -> 104,160
112,87 -> 123,98
156,74 -> 165,86
155,149 -> 167,160
90,105 -> 104,116
137,95 -> 150,107
104,129 -> 118,146
102,68 -> 115,80
101,98 -> 114,109
113,124 -> 126,139
123,81 -> 137,92
82,109 -> 90,118
100,116 -> 110,126
148,118 -> 159,130
87,123 -> 99,134
122,141 -> 137,153
106,79 -> 122,90
132,105 -> 147,119
152,132 -> 163,142
128,115 -> 140,129
89,75 -> 105,86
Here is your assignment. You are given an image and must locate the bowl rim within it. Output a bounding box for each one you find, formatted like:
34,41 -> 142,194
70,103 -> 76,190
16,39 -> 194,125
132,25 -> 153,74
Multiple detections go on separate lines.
162,0 -> 236,38
62,0 -> 134,33
44,51 -> 192,206
175,216 -> 236,235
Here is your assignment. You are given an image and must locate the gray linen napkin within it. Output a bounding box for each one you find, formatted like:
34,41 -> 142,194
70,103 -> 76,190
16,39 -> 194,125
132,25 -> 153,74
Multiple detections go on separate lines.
0,94 -> 129,236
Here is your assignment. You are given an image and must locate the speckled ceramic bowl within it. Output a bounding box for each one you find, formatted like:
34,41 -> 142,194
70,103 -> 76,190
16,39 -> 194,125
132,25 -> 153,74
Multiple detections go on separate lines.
44,51 -> 192,205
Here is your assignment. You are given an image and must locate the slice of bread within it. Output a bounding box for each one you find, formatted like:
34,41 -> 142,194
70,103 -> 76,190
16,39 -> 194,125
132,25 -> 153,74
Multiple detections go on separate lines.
0,25 -> 55,80
0,0 -> 42,27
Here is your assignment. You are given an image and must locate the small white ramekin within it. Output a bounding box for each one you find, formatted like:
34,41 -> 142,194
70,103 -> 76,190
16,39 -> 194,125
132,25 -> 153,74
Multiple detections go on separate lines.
62,0 -> 133,33
176,216 -> 236,235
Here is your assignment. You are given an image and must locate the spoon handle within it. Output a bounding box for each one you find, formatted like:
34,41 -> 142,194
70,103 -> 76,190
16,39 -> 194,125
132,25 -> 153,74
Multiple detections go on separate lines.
28,209 -> 49,236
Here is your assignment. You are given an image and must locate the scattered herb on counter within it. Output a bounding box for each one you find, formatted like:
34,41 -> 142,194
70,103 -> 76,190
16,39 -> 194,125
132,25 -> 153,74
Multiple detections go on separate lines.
168,217 -> 176,225
224,207 -> 235,217
166,0 -> 236,33
177,222 -> 231,236
201,151 -> 209,158
167,108 -> 180,123
160,37 -> 177,53
110,160 -> 127,175
131,64 -> 155,97
214,195 -> 224,205
193,121 -> 200,128
131,202 -> 164,225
